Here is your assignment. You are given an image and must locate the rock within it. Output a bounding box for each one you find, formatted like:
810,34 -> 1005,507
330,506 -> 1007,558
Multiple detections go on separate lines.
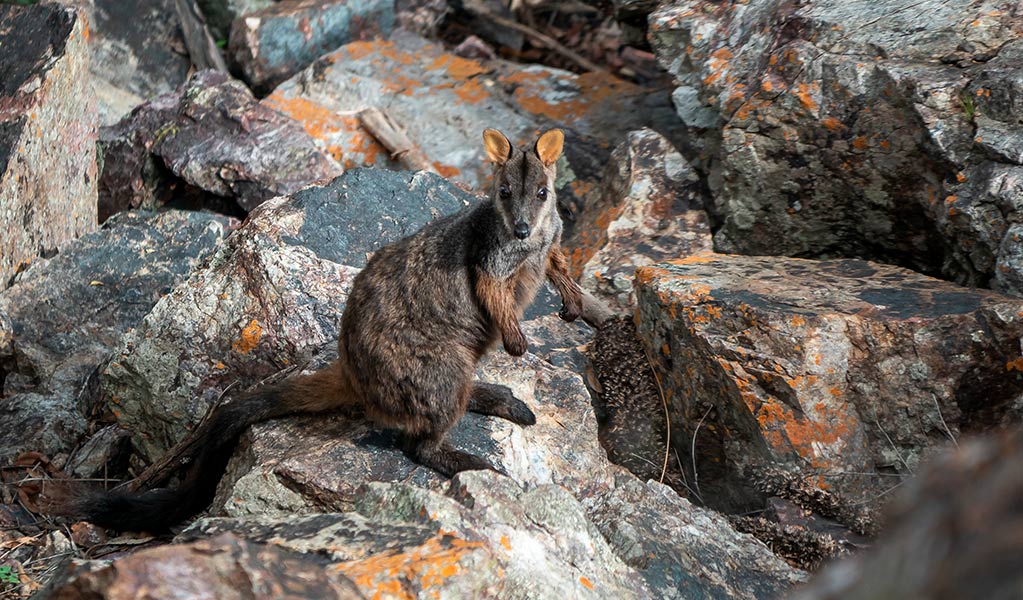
791,428 -> 1023,600
228,0 -> 395,94
565,128 -> 710,310
101,169 -> 477,462
263,30 -> 681,224
65,425 -> 132,479
40,533 -> 365,599
179,468 -> 803,599
88,0 -> 194,125
98,70 -> 342,221
394,0 -> 448,38
198,0 -> 275,41
0,211 -> 231,462
649,0 -> 1023,294
212,351 -> 614,517
634,253 -> 1023,515
0,2 -> 97,289
584,471 -> 808,598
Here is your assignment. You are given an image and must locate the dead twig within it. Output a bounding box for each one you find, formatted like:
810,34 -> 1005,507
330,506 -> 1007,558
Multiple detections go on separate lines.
358,108 -> 439,174
691,404 -> 713,502
931,394 -> 959,449
473,11 -> 609,74
639,345 -> 671,485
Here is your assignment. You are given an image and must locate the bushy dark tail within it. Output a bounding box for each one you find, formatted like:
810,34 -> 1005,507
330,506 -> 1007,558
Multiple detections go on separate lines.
71,361 -> 350,532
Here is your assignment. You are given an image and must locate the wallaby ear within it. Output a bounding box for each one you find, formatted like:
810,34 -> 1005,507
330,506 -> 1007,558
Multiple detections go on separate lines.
483,129 -> 513,165
534,129 -> 564,167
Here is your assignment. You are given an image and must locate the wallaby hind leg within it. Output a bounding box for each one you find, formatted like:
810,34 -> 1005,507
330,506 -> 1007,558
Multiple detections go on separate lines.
402,434 -> 506,477
469,383 -> 536,426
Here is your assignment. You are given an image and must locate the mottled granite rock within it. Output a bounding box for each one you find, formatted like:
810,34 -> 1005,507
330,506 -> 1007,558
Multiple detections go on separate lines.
263,30 -> 681,224
0,211 -> 231,462
635,253 -> 1023,513
99,70 -> 342,221
649,0 -> 1023,294
228,0 -> 394,94
565,128 -> 710,310
0,2 -> 97,289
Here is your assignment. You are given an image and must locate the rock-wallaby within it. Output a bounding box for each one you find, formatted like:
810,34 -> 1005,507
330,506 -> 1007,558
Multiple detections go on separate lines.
71,128 -> 584,531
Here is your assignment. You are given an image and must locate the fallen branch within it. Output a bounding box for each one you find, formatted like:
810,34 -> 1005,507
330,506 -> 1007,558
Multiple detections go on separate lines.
358,108 -> 439,174
173,0 -> 228,72
473,11 -> 609,74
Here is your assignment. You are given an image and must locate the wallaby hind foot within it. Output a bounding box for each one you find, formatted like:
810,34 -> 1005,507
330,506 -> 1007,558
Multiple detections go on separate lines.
469,383 -> 536,425
403,435 -> 507,477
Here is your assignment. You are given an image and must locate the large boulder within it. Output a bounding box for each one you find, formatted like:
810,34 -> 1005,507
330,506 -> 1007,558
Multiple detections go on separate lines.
649,0 -> 1023,294
0,211 -> 231,463
98,70 -> 342,221
0,2 -> 97,289
263,30 -> 682,223
565,128 -> 711,310
634,253 -> 1023,514
228,0 -> 395,94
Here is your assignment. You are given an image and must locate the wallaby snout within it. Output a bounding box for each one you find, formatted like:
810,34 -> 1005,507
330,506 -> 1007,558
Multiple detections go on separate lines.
514,221 -> 530,239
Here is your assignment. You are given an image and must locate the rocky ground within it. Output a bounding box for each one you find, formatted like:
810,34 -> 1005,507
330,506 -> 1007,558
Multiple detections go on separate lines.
0,0 -> 1021,598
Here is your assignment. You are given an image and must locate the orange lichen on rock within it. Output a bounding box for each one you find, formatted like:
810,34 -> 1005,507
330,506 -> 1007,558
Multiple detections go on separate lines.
336,533 -> 487,600
232,319 -> 263,354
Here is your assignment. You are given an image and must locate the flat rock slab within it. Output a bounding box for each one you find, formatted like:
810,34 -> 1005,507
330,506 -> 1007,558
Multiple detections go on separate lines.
41,532 -> 365,599
99,70 -> 342,221
0,2 -> 97,289
263,30 -> 681,221
649,0 -> 1023,294
229,0 -> 394,94
0,211 -> 231,462
635,253 -> 1023,512
565,128 -> 710,310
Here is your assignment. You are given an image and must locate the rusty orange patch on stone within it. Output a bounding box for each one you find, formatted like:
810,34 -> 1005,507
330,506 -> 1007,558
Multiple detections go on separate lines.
580,576 -> 594,590
791,315 -> 806,327
232,320 -> 263,354
851,136 -> 869,150
821,117 -> 843,131
337,533 -> 486,600
1006,357 -> 1023,371
499,536 -> 511,550
795,83 -> 818,112
433,163 -> 461,178
956,172 -> 967,183
945,195 -> 958,205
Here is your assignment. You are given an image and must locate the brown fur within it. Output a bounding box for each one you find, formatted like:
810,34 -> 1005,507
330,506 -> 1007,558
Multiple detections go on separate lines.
69,128 -> 583,532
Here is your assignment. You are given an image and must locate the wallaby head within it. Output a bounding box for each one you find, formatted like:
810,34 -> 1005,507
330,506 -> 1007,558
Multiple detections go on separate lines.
482,128 -> 564,241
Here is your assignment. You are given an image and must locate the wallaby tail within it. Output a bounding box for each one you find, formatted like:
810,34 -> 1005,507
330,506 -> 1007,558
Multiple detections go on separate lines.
69,360 -> 350,532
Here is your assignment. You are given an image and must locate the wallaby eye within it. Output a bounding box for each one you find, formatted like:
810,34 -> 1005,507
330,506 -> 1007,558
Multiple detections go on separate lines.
536,187 -> 548,201
499,185 -> 511,199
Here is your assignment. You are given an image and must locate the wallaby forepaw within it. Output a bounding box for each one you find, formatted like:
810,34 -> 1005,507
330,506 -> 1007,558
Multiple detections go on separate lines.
502,397 -> 537,426
504,330 -> 528,356
559,301 -> 581,322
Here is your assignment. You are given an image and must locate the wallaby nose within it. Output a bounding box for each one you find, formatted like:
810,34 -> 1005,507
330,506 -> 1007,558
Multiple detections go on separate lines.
514,221 -> 530,240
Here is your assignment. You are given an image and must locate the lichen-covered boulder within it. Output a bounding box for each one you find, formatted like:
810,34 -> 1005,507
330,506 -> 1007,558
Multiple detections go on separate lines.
0,2 -> 97,289
228,0 -> 394,94
565,128 -> 710,310
98,70 -> 342,221
0,211 -> 231,462
634,253 -> 1023,513
263,30 -> 682,221
649,0 -> 1023,294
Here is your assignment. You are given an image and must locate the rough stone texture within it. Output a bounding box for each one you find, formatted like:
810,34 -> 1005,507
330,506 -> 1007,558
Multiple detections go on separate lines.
791,429 -> 1023,600
263,30 -> 682,223
212,351 -> 615,517
99,70 -> 342,221
585,471 -> 808,599
101,170 -> 481,462
0,2 -> 97,289
178,469 -> 802,599
634,253 -> 1023,513
40,533 -> 365,599
199,0 -> 276,41
0,211 -> 231,463
649,0 -> 1023,294
565,128 -> 711,310
228,0 -> 394,94
88,0 -> 194,125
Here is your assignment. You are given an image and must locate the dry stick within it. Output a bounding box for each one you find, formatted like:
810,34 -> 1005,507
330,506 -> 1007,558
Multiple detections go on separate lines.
474,11 -> 609,74
640,346 -> 671,484
931,393 -> 959,448
358,108 -> 439,174
691,405 -> 713,502
173,0 -> 229,72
